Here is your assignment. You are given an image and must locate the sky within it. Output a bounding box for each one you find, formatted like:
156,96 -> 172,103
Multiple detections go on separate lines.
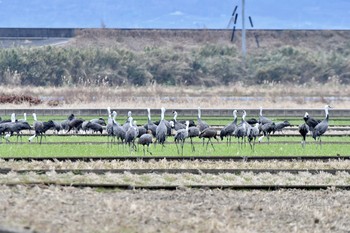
0,0 -> 349,29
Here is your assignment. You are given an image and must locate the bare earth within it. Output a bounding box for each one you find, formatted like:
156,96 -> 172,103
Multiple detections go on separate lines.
0,186 -> 349,233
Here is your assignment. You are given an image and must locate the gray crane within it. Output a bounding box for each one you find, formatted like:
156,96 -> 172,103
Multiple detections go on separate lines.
172,111 -> 186,131
156,107 -> 167,148
220,109 -> 237,146
298,123 -> 309,148
312,105 -> 332,147
146,108 -> 157,137
259,107 -> 272,125
273,120 -> 291,134
258,122 -> 275,144
188,126 -> 200,152
234,110 -> 249,148
125,116 -> 138,152
138,130 -> 154,156
199,127 -> 218,151
106,107 -> 116,146
123,111 -> 132,132
174,120 -> 190,155
197,107 -> 209,132
247,123 -> 259,151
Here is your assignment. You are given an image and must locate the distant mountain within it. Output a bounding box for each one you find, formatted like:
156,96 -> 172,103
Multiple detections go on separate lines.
0,0 -> 349,29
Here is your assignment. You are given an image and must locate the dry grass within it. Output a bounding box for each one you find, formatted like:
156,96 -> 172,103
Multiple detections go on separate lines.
1,82 -> 350,109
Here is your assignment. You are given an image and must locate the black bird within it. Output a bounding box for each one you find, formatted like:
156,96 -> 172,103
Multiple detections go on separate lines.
86,121 -> 103,134
258,122 -> 275,144
67,118 -> 84,133
4,121 -> 31,143
29,113 -> 55,144
299,123 -> 309,148
303,112 -> 321,132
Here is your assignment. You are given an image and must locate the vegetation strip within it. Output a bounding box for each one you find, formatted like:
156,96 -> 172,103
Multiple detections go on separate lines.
1,156 -> 349,162
3,168 -> 350,175
2,182 -> 350,190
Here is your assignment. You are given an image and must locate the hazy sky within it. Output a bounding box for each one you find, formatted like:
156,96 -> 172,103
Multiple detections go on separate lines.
0,0 -> 349,29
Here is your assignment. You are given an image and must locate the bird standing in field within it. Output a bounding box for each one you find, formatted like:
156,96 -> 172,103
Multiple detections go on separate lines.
259,107 -> 272,125
138,130 -> 154,156
174,120 -> 190,155
312,105 -> 332,147
234,110 -> 250,148
146,108 -> 157,137
29,113 -> 55,144
220,110 -> 237,146
188,125 -> 200,152
199,127 -> 218,151
156,107 -> 167,148
247,123 -> 259,151
303,112 -> 321,132
125,116 -> 139,152
197,107 -> 209,132
298,123 -> 309,148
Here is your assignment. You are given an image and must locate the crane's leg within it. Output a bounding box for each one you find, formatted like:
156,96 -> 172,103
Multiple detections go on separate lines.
147,144 -> 152,155
175,140 -> 180,155
208,138 -> 215,151
181,140 -> 184,156
143,145 -> 146,156
190,138 -> 195,152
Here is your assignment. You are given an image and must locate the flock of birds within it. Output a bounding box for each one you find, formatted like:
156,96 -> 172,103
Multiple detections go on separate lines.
0,105 -> 332,155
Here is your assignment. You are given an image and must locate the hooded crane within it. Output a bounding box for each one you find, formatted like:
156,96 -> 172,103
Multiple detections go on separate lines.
197,107 -> 209,132
156,107 -> 167,148
28,113 -> 55,144
174,120 -> 190,156
299,123 -> 309,148
234,110 -> 250,148
220,110 -> 237,146
259,107 -> 272,125
172,111 -> 186,131
247,123 -> 259,151
138,130 -> 153,156
303,112 -> 321,132
146,108 -> 157,137
125,116 -> 138,152
188,126 -> 200,152
312,105 -> 332,147
199,127 -> 218,151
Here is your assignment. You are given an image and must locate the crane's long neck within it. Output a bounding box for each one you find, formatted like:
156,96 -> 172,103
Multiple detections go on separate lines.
23,113 -> 27,121
174,112 -> 178,122
325,108 -> 329,122
161,108 -> 165,121
33,113 -> 37,122
186,122 -> 189,131
129,117 -> 133,127
198,108 -> 201,120
233,110 -> 237,124
147,109 -> 151,122
259,107 -> 263,117
11,113 -> 16,122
